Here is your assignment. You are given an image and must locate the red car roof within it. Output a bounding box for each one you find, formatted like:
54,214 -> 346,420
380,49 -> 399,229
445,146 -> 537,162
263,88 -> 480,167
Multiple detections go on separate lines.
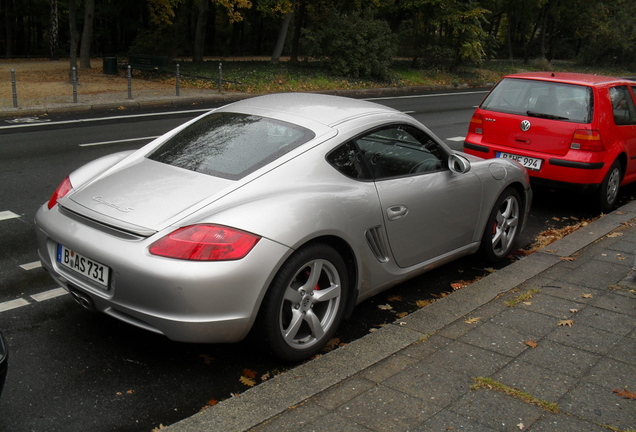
504,71 -> 632,86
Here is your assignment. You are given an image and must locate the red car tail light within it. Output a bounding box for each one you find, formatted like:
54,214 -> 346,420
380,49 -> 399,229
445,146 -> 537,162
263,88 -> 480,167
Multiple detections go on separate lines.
570,130 -> 604,152
469,113 -> 483,134
149,225 -> 261,261
47,176 -> 73,209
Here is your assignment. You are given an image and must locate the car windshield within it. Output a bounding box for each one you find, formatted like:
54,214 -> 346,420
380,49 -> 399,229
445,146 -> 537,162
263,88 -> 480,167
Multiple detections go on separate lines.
147,112 -> 315,180
481,78 -> 593,123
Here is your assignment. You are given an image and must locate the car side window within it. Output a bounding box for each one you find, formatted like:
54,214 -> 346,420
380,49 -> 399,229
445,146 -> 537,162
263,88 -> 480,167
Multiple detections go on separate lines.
327,125 -> 447,181
356,125 -> 446,180
609,86 -> 636,126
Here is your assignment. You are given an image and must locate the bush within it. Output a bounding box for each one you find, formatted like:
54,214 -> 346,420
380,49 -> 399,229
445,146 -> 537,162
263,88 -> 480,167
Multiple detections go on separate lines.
303,12 -> 397,81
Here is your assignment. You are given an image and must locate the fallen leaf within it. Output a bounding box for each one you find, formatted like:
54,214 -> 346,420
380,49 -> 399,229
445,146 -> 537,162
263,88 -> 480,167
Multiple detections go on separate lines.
416,299 -> 434,308
616,211 -> 626,215
206,398 -> 218,406
560,256 -> 576,261
606,232 -> 624,238
522,301 -> 532,306
525,339 -> 538,348
552,217 -> 560,221
570,309 -> 579,313
396,312 -> 408,318
618,256 -> 626,261
199,354 -> 214,365
242,368 -> 258,379
612,388 -> 636,400
239,376 -> 256,387
322,338 -> 342,352
261,372 -> 271,381
582,293 -> 593,299
465,317 -> 481,324
517,422 -> 525,430
387,295 -> 402,302
558,319 -> 574,327
378,304 -> 393,310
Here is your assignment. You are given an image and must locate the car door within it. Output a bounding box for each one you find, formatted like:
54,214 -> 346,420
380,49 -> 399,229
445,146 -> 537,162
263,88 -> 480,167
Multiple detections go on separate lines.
611,85 -> 636,183
355,125 -> 483,268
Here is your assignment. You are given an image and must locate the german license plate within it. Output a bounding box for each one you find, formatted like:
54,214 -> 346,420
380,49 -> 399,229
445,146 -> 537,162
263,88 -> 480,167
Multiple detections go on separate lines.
496,152 -> 543,171
57,244 -> 110,287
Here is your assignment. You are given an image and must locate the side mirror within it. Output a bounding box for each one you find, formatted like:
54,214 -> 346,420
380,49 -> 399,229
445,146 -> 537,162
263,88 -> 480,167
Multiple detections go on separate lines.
448,153 -> 471,174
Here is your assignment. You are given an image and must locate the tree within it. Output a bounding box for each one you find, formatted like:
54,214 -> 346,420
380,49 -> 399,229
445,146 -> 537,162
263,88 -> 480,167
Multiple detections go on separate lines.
49,0 -> 59,60
193,0 -> 210,62
69,0 -> 79,80
80,0 -> 95,68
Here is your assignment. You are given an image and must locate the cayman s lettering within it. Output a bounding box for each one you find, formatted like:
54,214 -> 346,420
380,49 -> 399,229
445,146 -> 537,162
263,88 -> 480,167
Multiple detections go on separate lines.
93,196 -> 133,213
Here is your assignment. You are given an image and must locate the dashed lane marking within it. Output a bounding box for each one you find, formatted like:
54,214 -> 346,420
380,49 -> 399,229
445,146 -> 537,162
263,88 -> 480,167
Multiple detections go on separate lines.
0,298 -> 30,313
20,261 -> 42,271
0,288 -> 69,314
79,136 -> 160,147
446,136 -> 466,142
31,288 -> 68,302
0,210 -> 20,221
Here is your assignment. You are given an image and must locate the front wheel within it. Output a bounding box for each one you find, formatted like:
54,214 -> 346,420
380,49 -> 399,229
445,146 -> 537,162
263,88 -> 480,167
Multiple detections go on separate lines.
480,187 -> 522,263
255,243 -> 348,362
597,160 -> 622,213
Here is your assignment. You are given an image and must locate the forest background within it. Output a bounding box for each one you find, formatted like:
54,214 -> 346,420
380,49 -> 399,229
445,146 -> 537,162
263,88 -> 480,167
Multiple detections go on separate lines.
1,0 -> 635,91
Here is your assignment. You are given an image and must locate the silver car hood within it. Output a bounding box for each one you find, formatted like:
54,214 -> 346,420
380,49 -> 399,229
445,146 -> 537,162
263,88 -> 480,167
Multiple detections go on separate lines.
60,158 -> 233,236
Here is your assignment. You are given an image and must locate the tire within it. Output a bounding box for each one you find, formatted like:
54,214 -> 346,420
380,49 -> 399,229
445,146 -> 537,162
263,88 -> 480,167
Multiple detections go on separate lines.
597,160 -> 622,213
480,187 -> 522,263
255,243 -> 348,361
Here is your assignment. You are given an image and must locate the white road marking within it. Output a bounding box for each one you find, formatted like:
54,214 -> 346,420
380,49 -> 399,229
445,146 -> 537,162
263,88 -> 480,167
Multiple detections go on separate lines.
31,288 -> 68,302
20,261 -> 42,271
365,90 -> 489,101
0,298 -> 30,312
446,136 -> 466,142
79,136 -> 159,147
0,210 -> 20,221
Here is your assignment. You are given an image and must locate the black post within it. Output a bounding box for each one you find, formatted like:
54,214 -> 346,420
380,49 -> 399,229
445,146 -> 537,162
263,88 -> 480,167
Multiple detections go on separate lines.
10,69 -> 18,108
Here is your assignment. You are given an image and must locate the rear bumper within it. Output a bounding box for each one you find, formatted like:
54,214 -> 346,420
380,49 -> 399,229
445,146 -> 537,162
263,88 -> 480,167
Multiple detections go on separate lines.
464,140 -> 608,186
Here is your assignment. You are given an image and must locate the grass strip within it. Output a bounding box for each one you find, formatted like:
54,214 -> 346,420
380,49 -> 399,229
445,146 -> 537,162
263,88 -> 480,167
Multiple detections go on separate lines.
471,377 -> 559,413
505,288 -> 540,307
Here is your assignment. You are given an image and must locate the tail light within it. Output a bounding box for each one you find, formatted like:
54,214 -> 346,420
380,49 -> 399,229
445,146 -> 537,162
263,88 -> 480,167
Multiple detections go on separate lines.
47,177 -> 73,209
149,224 -> 261,261
468,113 -> 483,134
570,130 -> 604,152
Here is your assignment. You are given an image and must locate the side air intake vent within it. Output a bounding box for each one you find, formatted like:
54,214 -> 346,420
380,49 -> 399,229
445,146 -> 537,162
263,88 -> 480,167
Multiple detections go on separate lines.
365,226 -> 390,263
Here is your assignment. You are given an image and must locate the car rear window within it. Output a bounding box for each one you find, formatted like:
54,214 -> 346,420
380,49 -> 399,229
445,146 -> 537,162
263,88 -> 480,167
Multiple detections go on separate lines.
147,112 -> 315,180
481,78 -> 593,123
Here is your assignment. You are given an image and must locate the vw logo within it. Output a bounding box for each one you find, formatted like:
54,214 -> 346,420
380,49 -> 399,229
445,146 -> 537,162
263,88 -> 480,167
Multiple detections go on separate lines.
520,120 -> 531,131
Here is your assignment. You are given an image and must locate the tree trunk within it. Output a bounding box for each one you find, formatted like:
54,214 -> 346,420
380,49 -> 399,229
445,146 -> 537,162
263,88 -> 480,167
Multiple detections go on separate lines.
271,10 -> 293,64
193,0 -> 209,63
69,0 -> 79,81
4,0 -> 15,57
79,0 -> 95,69
290,0 -> 306,63
49,0 -> 59,60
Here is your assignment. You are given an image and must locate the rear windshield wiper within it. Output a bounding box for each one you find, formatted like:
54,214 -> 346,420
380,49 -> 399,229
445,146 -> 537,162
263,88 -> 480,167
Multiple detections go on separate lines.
526,111 -> 570,121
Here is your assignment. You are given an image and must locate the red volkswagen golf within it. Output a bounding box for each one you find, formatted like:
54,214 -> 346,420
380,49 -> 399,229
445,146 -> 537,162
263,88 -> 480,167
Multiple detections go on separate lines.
464,72 -> 636,212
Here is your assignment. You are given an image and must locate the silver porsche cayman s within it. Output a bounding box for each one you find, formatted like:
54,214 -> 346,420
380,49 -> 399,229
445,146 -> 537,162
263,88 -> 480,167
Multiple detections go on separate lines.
35,93 -> 532,361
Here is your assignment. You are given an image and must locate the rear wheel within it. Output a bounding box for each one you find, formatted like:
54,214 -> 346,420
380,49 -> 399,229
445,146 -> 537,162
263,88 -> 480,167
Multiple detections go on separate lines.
480,187 -> 521,263
597,160 -> 622,213
255,243 -> 348,361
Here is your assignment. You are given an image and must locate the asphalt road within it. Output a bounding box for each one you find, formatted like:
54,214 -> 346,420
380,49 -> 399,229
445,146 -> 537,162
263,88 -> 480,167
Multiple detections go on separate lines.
0,90 -> 633,431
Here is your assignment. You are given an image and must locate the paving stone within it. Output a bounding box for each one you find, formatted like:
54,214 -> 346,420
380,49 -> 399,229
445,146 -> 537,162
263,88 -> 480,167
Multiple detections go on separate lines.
424,340 -> 512,377
526,413 -> 608,432
559,381 -> 636,430
298,413 -> 373,432
573,305 -> 636,335
513,292 -> 585,319
584,357 -> 636,390
250,401 -> 330,432
336,385 -> 442,432
517,339 -> 599,379
492,360 -> 576,402
383,363 -> 472,408
436,301 -> 507,340
458,321 -> 531,357
557,259 -> 633,289
607,335 -> 636,365
588,291 -> 636,317
400,334 -> 453,360
547,322 -> 623,354
312,377 -> 377,411
359,353 -> 419,383
449,387 -> 544,431
529,278 -> 605,304
414,409 -> 498,432
487,307 -> 556,339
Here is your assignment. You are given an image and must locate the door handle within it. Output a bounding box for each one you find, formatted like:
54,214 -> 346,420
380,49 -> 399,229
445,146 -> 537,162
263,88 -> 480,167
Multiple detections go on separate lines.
387,205 -> 408,221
